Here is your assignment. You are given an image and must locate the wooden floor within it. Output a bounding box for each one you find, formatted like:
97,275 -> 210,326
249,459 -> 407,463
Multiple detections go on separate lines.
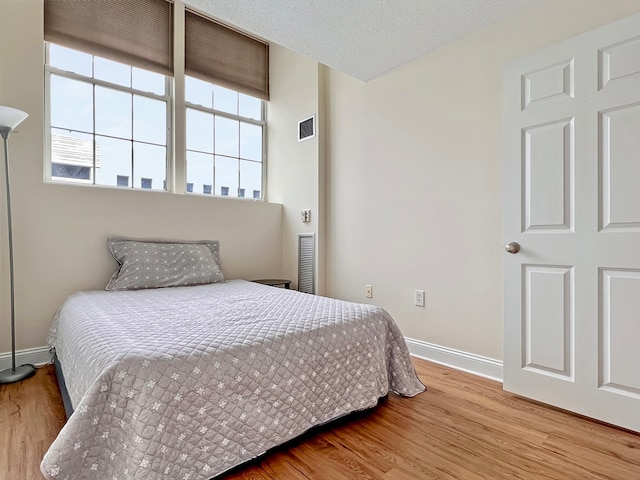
1,358 -> 638,480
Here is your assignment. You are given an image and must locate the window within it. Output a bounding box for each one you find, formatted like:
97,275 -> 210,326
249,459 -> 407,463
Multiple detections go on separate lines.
185,77 -> 264,199
117,175 -> 129,187
46,44 -> 168,190
44,2 -> 268,199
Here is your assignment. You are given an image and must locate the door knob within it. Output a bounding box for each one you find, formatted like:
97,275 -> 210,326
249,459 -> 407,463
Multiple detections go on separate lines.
505,242 -> 521,254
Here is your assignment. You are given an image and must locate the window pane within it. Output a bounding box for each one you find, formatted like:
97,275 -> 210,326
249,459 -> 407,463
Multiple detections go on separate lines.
215,117 -> 239,157
239,93 -> 261,120
132,68 -> 165,95
95,86 -> 132,138
186,151 -> 214,194
94,136 -> 132,187
240,160 -> 261,200
240,123 -> 262,161
50,129 -> 94,180
213,85 -> 238,115
215,155 -> 238,197
49,44 -> 92,77
185,76 -> 213,108
134,143 -> 166,190
186,108 -> 214,153
94,56 -> 131,87
50,75 -> 93,132
133,95 -> 166,145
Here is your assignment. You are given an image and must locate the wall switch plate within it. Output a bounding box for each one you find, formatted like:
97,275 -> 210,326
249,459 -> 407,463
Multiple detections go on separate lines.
415,290 -> 425,307
301,209 -> 311,222
365,284 -> 373,298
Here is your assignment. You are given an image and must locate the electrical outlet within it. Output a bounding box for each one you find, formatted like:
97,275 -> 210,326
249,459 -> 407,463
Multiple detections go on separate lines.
365,284 -> 373,298
301,209 -> 311,222
415,290 -> 425,307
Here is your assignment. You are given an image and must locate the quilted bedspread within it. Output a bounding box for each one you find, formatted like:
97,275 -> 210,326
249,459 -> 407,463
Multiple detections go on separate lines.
42,280 -> 425,480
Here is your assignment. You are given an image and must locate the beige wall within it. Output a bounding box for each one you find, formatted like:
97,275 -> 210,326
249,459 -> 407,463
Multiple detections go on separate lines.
267,45 -> 327,293
2,0 -> 639,363
0,0 -> 283,355
325,0 -> 640,360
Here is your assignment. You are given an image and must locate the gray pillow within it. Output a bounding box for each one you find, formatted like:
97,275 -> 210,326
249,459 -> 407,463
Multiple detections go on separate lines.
105,238 -> 224,291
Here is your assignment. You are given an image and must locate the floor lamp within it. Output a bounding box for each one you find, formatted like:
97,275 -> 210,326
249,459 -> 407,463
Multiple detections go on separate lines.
0,105 -> 35,384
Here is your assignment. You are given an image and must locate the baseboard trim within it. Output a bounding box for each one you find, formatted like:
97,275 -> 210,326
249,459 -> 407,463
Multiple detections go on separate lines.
405,337 -> 503,383
0,346 -> 52,371
0,341 -> 502,383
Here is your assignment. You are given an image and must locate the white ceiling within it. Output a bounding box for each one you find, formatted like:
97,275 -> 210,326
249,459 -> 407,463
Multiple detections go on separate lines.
183,0 -> 541,81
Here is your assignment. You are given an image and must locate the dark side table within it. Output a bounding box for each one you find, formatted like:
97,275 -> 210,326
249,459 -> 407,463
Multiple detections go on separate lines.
252,278 -> 292,289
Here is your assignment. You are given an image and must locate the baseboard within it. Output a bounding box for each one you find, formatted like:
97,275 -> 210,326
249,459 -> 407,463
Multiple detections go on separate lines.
1,341 -> 502,383
0,346 -> 52,371
405,337 -> 503,383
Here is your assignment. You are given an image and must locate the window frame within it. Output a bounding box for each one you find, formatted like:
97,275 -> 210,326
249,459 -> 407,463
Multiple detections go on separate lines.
184,81 -> 266,199
44,42 -> 173,190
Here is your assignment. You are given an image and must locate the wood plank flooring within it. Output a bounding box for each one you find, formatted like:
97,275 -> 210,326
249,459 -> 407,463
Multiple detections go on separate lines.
1,358 -> 638,479
0,364 -> 66,480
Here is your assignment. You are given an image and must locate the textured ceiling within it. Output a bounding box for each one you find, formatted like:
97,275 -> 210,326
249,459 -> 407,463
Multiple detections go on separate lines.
183,0 -> 541,81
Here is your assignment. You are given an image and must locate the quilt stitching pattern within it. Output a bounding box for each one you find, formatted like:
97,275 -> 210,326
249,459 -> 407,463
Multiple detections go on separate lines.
42,280 -> 424,479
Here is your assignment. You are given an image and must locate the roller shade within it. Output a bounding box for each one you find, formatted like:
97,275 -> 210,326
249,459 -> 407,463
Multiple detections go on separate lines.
44,0 -> 173,76
185,10 -> 269,100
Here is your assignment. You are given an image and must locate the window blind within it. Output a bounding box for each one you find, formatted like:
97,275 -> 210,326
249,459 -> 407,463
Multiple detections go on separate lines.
44,0 -> 173,76
185,10 -> 269,100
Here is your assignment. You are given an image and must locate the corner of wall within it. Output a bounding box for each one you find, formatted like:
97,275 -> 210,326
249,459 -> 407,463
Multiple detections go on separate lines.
267,44 -> 325,293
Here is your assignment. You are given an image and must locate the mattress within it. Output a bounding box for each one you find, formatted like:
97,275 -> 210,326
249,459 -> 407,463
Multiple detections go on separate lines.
41,279 -> 424,479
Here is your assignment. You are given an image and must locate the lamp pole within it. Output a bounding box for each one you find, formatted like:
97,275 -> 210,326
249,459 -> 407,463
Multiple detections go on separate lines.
0,106 -> 35,384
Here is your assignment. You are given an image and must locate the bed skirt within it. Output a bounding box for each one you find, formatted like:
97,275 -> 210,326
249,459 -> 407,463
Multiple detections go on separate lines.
52,352 -> 73,419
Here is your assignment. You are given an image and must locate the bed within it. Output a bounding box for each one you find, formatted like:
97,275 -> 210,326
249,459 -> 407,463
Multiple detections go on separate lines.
41,239 -> 425,480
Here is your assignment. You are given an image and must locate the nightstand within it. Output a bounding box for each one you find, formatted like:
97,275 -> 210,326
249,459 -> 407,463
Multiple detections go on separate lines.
252,279 -> 292,289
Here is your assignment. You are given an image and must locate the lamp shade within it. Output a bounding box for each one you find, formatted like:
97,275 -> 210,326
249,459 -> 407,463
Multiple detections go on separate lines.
0,106 -> 29,132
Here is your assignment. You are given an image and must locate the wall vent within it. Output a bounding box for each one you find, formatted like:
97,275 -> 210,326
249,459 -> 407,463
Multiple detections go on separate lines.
298,233 -> 315,294
298,115 -> 316,142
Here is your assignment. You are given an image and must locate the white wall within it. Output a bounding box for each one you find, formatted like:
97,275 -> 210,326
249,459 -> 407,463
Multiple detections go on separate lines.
325,0 -> 640,361
0,0 -> 283,355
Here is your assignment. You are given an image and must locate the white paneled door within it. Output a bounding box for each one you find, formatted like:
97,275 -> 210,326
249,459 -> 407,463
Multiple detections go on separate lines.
503,14 -> 640,432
